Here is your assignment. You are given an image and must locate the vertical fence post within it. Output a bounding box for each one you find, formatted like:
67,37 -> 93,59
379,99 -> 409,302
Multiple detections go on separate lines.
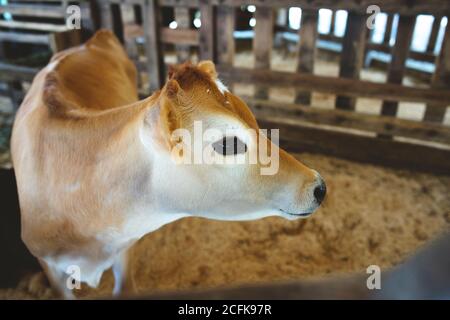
199,0 -> 216,61
216,6 -> 235,66
97,1 -> 123,44
216,6 -> 235,90
335,11 -> 368,111
49,29 -> 82,52
329,10 -> 336,35
253,6 -> 273,100
174,7 -> 191,63
98,0 -> 113,29
424,22 -> 450,122
383,13 -> 394,45
110,2 -> 124,43
143,0 -> 165,92
81,0 -> 100,33
120,4 -> 138,61
295,8 -> 318,105
134,4 -> 143,25
380,15 -> 416,117
426,15 -> 442,54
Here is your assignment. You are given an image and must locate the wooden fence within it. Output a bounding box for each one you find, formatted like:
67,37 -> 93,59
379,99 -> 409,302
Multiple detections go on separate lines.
0,0 -> 91,106
2,0 -> 450,173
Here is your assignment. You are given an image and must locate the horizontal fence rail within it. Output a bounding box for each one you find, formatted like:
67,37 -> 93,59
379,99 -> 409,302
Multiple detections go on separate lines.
0,3 -> 67,18
216,66 -> 450,106
244,97 -> 450,144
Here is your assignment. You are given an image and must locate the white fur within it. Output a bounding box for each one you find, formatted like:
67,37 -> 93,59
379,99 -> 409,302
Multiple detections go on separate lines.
215,78 -> 229,94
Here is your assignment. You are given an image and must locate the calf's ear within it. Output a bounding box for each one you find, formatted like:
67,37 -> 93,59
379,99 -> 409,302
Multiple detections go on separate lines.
144,79 -> 185,151
144,79 -> 193,157
198,60 -> 217,79
160,80 -> 182,141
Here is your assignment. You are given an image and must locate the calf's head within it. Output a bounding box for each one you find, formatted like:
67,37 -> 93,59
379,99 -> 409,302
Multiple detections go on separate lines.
143,61 -> 325,221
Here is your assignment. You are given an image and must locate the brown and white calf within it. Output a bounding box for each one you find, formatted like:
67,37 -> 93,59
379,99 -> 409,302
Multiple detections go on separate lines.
11,30 -> 326,298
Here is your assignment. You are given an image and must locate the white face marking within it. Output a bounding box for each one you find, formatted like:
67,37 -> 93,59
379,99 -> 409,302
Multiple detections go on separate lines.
215,78 -> 228,94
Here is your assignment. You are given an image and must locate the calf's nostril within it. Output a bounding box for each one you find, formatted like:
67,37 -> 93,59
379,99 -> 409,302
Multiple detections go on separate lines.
313,182 -> 326,205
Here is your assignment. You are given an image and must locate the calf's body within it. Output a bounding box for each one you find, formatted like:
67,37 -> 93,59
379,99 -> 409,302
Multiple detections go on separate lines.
11,30 -> 325,298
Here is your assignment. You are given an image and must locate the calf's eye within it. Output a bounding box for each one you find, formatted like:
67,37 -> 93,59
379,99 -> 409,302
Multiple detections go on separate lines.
212,136 -> 247,155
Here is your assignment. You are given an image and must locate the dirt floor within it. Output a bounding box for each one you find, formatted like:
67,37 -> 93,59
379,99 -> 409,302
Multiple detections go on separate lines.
0,152 -> 449,299
0,49 -> 449,299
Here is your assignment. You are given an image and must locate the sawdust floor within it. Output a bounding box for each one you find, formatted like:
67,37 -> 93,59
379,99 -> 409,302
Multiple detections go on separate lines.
1,49 -> 449,299
1,152 -> 449,299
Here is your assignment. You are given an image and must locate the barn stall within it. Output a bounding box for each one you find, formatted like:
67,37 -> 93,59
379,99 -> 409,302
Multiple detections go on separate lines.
0,0 -> 449,299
